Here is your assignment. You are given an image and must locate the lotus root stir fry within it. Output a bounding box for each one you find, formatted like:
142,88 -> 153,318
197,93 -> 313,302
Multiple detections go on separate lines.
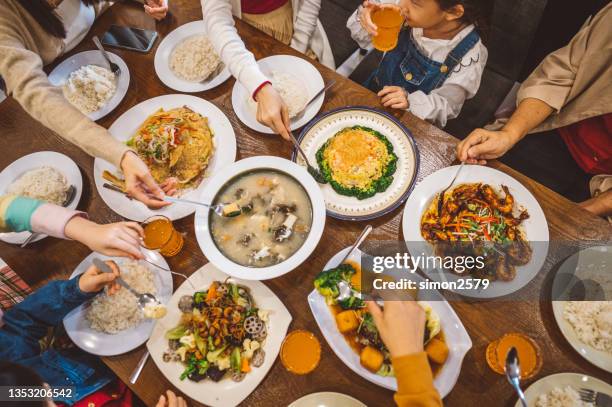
164,280 -> 268,383
420,183 -> 533,281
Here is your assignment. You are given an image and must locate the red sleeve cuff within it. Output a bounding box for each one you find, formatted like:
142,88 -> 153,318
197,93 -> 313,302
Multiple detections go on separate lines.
252,81 -> 272,101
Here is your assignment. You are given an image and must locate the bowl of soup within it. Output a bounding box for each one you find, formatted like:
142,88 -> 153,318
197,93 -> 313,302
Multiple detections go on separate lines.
195,156 -> 326,280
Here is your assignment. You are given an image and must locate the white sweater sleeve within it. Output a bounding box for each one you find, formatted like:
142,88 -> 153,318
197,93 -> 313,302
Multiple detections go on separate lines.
408,45 -> 488,127
346,7 -> 372,49
201,0 -> 269,96
291,0 -> 321,53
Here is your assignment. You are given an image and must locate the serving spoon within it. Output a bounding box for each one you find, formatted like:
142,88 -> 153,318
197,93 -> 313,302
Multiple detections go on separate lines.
163,196 -> 242,217
336,225 -> 373,302
505,346 -> 528,407
93,258 -> 161,312
287,130 -> 327,184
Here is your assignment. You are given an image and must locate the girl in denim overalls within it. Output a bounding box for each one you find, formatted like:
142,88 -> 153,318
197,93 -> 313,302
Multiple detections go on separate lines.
347,0 -> 492,127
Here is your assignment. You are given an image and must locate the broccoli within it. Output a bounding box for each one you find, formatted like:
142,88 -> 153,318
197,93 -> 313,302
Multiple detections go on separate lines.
316,125 -> 398,200
193,291 -> 207,304
338,295 -> 365,310
314,264 -> 357,301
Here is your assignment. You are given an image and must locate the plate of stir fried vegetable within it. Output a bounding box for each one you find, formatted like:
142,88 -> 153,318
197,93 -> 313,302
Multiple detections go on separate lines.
147,263 -> 291,407
403,165 -> 549,298
308,247 -> 472,397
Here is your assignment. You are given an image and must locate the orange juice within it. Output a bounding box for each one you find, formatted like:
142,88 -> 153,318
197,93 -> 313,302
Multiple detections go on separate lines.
486,333 -> 542,379
280,330 -> 321,375
142,216 -> 184,257
372,6 -> 404,51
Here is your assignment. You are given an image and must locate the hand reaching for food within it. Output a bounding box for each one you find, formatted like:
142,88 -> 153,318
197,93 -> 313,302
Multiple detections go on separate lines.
456,128 -> 519,165
255,84 -> 291,141
121,151 -> 170,208
156,390 -> 188,407
78,261 -> 121,294
144,0 -> 169,20
378,86 -> 409,110
64,217 -> 145,260
366,300 -> 426,358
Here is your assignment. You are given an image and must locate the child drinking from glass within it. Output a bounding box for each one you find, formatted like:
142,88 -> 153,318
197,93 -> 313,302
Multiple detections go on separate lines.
348,0 -> 492,127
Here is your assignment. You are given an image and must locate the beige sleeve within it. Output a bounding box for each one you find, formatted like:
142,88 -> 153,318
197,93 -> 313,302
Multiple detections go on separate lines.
516,13 -> 594,112
0,33 -> 129,168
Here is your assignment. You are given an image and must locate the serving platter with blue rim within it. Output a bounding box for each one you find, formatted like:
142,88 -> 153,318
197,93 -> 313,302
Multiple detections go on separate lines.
291,106 -> 419,220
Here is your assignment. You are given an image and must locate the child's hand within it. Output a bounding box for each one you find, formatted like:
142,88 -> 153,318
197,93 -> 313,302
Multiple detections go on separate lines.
366,300 -> 425,358
79,261 -> 121,294
359,1 -> 382,36
378,86 -> 409,109
156,390 -> 188,407
65,217 -> 145,260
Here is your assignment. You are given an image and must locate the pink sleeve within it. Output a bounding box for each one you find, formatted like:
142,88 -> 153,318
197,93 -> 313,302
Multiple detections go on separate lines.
29,203 -> 87,239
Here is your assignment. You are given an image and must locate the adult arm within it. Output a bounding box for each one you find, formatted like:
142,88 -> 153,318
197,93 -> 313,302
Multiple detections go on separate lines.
291,0 -> 321,53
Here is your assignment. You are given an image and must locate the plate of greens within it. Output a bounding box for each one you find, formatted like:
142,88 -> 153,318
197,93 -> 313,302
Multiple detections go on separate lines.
292,107 -> 419,220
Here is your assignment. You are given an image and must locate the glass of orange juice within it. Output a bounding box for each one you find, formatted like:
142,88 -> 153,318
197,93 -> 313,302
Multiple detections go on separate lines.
141,215 -> 184,257
486,333 -> 543,379
371,4 -> 404,51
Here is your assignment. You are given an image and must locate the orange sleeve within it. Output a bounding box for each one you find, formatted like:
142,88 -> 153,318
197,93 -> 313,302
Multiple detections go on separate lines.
392,353 -> 443,407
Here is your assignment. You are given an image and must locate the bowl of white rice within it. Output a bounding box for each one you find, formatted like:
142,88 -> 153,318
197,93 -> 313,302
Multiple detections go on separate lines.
0,151 -> 83,245
154,20 -> 232,92
231,54 -> 325,134
63,251 -> 173,356
49,50 -> 130,121
520,373 -> 611,407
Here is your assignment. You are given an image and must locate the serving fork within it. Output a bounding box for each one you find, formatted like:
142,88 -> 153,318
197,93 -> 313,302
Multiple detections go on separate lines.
579,388 -> 612,406
437,161 -> 465,216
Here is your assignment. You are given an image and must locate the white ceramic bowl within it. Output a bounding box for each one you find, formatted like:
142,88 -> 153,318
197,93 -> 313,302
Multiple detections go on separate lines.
194,156 -> 326,280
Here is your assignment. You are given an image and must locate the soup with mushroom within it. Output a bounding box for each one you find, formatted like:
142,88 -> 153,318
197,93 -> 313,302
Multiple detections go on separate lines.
210,170 -> 312,267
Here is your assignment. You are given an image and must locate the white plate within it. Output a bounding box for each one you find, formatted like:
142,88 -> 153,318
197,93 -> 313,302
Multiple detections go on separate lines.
402,165 -> 549,298
0,151 -> 83,245
94,94 -> 237,221
308,247 -> 472,397
154,21 -> 231,92
231,55 -> 324,134
552,246 -> 612,373
288,392 -> 366,407
63,250 -> 173,356
517,372 -> 612,407
293,107 -> 419,220
147,262 -> 292,407
194,156 -> 326,280
48,50 -> 129,121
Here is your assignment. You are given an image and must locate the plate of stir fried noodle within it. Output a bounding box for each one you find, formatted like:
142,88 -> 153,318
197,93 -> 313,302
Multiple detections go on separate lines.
403,165 -> 549,298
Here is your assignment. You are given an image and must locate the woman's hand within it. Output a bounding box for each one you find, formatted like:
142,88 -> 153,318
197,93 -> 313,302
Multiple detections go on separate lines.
64,217 -> 144,260
144,0 -> 169,20
156,390 -> 188,407
255,84 -> 291,141
378,86 -> 409,109
121,151 -> 170,208
456,128 -> 519,164
78,261 -> 121,294
366,300 -> 425,358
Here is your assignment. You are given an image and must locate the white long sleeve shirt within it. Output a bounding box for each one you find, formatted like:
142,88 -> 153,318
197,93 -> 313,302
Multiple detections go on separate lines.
202,0 -> 334,97
347,10 -> 488,127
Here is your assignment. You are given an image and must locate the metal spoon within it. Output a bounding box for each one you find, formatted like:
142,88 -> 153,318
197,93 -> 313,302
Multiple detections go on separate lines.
21,185 -> 77,248
163,196 -> 242,217
336,225 -> 373,302
92,35 -> 121,75
505,346 -> 528,407
130,349 -> 150,384
288,130 -> 327,184
93,258 -> 160,311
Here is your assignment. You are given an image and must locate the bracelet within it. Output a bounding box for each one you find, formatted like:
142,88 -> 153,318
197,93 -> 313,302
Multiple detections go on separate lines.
252,81 -> 272,101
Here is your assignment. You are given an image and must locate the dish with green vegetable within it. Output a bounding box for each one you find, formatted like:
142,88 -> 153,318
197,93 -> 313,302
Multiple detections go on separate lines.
163,280 -> 268,383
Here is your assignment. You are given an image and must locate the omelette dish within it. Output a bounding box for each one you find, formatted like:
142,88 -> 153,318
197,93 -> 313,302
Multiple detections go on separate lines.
316,126 -> 397,200
126,107 -> 214,189
420,183 -> 532,281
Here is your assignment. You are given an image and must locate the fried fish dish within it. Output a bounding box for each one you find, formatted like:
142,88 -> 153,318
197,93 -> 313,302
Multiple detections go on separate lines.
127,106 -> 214,189
420,183 -> 532,281
316,126 -> 397,200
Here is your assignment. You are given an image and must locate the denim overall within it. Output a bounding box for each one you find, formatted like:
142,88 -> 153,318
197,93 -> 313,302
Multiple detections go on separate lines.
365,28 -> 481,95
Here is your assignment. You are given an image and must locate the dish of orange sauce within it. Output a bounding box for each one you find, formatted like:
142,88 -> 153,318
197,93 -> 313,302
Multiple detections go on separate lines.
486,332 -> 542,379
281,330 -> 321,375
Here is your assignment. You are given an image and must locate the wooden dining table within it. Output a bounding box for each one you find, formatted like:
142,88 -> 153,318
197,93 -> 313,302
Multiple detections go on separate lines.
1,1 -> 611,406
